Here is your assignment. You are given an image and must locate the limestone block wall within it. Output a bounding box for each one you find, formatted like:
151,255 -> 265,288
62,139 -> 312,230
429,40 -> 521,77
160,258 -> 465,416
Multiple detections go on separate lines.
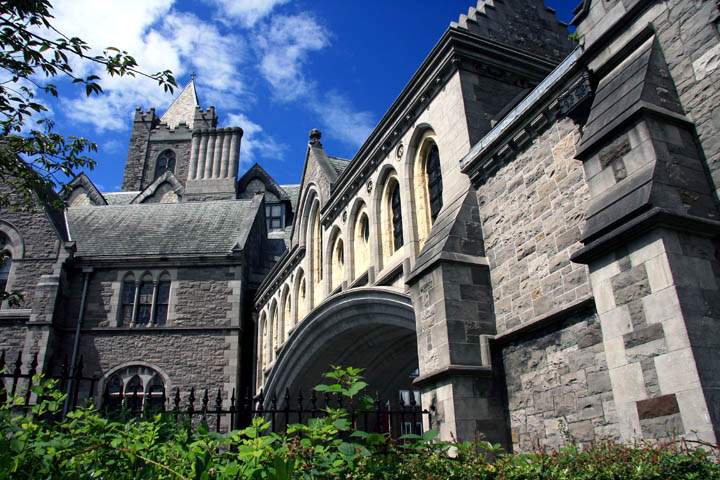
477,118 -> 591,333
501,307 -> 620,451
590,228 -> 720,443
0,322 -> 27,363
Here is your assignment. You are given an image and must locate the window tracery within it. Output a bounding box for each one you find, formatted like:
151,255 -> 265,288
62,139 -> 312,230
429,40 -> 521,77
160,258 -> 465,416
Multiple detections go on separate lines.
118,272 -> 172,327
103,366 -> 166,413
154,150 -> 176,179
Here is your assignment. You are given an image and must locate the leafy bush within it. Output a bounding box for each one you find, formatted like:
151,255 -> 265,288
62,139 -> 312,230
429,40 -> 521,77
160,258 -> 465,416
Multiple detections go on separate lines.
1,367 -> 719,479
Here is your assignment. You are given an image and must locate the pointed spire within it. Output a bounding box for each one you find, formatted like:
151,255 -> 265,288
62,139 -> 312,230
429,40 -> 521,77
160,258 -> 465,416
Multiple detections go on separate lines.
160,79 -> 199,129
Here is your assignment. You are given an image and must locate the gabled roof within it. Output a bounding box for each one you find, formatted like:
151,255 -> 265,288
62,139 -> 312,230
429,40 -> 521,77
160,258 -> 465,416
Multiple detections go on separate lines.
237,163 -> 290,202
66,197 -> 263,258
160,80 -> 199,129
131,171 -> 184,204
327,156 -> 351,176
64,173 -> 107,206
104,191 -> 140,205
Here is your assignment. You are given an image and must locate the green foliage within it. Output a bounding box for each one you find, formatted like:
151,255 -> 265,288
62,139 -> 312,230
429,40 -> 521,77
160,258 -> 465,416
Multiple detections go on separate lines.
1,370 -> 719,479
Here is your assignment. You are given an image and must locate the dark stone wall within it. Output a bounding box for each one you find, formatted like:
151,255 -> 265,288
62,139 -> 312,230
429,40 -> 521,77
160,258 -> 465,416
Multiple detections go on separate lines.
501,307 -> 619,451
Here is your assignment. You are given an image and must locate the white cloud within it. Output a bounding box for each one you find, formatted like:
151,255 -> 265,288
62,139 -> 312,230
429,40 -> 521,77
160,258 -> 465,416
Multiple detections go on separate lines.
225,113 -> 286,166
48,1 -> 247,132
256,14 -> 329,102
310,92 -> 374,149
205,0 -> 291,27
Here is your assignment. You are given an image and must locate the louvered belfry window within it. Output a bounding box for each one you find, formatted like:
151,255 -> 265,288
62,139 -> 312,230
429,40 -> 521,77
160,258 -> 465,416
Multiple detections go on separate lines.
391,184 -> 404,251
426,144 -> 443,222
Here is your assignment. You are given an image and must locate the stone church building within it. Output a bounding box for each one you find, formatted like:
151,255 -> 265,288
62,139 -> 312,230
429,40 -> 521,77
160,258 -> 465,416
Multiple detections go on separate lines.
2,0 -> 720,450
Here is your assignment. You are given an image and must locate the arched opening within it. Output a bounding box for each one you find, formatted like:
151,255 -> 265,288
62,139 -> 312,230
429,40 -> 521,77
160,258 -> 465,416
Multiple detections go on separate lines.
136,273 -> 153,326
154,150 -> 176,179
413,134 -> 443,248
350,201 -> 371,281
0,253 -> 11,295
155,273 -> 171,325
308,202 -> 323,305
295,269 -> 308,323
281,285 -> 291,342
259,312 -> 268,370
379,173 -> 404,267
328,228 -> 344,293
103,365 -> 167,414
262,288 -> 418,406
120,273 -> 136,326
270,299 -> 280,358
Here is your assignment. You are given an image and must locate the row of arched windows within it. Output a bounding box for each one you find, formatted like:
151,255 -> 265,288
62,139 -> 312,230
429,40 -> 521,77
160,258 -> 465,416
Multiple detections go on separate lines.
104,365 -> 166,412
120,273 -> 171,326
258,134 -> 444,372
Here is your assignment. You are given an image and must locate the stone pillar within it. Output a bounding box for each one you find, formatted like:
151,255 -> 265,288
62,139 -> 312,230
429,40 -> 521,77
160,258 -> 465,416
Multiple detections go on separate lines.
220,129 -> 232,178
407,259 -> 507,444
229,129 -> 240,178
196,131 -> 208,181
212,130 -> 223,178
188,132 -> 200,180
204,132 -> 216,179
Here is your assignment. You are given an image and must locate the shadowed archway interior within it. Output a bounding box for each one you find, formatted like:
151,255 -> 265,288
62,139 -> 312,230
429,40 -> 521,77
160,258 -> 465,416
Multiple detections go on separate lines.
262,288 -> 418,406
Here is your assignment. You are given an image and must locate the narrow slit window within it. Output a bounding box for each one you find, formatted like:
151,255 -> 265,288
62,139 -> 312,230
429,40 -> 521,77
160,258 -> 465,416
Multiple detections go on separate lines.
426,144 -> 443,223
391,184 -> 404,251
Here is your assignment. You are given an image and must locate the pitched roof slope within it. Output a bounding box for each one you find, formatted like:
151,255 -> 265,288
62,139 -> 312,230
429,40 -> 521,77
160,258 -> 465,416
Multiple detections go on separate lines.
66,198 -> 262,258
160,80 -> 199,129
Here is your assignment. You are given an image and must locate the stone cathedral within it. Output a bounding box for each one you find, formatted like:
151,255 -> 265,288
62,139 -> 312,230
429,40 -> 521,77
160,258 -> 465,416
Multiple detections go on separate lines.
2,0 -> 720,450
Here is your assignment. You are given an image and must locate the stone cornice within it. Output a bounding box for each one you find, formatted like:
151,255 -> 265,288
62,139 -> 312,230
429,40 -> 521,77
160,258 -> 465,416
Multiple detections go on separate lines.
413,364 -> 493,388
571,208 -> 720,265
254,245 -> 306,308
319,27 -> 559,228
70,254 -> 245,269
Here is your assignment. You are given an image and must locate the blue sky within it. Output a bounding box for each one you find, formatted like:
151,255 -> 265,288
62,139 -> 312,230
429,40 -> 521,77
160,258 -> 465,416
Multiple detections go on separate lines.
39,0 -> 576,191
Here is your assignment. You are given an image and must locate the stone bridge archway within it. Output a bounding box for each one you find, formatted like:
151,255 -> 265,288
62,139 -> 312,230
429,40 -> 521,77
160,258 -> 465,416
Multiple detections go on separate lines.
262,287 -> 417,406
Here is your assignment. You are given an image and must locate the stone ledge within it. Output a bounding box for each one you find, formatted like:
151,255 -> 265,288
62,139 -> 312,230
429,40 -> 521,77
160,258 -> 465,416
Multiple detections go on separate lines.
493,295 -> 596,346
413,364 -> 492,389
405,251 -> 489,286
71,326 -> 242,334
0,309 -> 31,321
571,207 -> 720,264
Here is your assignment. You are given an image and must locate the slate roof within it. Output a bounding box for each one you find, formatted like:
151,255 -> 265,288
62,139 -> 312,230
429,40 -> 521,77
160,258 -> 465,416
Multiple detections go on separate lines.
103,192 -> 140,205
66,198 -> 262,258
280,184 -> 300,212
327,156 -> 351,176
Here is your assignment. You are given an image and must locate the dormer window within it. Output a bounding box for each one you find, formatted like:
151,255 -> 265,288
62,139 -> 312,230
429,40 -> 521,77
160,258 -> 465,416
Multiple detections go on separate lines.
266,203 -> 286,232
154,150 -> 176,180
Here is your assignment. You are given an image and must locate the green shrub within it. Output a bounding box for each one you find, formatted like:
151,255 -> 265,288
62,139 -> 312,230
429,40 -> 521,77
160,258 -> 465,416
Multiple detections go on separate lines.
1,368 -> 719,479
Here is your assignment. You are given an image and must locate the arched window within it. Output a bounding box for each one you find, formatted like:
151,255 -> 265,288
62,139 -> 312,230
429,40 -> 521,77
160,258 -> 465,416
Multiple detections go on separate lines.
425,144 -> 443,222
103,366 -> 166,414
312,206 -> 322,284
125,375 -> 144,412
390,183 -> 404,251
259,312 -> 268,367
155,274 -> 171,325
0,254 -> 11,295
136,274 -> 153,326
145,375 -> 165,412
270,301 -> 279,357
330,234 -> 344,292
354,210 -> 371,278
120,273 -> 136,327
282,286 -> 292,340
295,270 -> 307,322
154,150 -> 176,179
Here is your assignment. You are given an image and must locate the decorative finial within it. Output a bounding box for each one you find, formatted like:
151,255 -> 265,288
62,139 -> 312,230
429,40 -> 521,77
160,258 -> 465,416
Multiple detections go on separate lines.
309,128 -> 322,146
190,72 -> 197,82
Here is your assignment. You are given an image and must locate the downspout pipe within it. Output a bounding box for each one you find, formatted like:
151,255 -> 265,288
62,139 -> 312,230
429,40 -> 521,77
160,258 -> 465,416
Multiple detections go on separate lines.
63,266 -> 92,416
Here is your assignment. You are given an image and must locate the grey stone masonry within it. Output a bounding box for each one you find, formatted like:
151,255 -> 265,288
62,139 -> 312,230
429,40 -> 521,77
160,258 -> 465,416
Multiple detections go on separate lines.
500,306 -> 620,452
477,118 -> 591,333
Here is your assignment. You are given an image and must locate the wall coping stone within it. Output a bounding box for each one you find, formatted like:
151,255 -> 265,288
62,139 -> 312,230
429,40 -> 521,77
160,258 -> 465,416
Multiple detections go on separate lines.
412,364 -> 493,389
492,296 -> 596,346
571,207 -> 720,264
405,251 -> 489,286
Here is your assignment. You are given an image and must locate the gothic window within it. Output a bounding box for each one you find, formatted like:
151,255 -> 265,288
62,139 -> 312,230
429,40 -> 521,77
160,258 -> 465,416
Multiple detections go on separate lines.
265,203 -> 286,232
136,275 -> 153,326
330,233 -> 344,292
295,269 -> 307,322
260,312 -> 268,367
154,150 -> 176,180
271,301 -> 279,356
120,273 -> 136,326
0,234 -> 11,295
425,144 -> 443,222
119,272 -> 172,327
391,183 -> 404,251
103,366 -> 166,414
155,274 -> 171,326
284,291 -> 292,334
353,209 -> 371,278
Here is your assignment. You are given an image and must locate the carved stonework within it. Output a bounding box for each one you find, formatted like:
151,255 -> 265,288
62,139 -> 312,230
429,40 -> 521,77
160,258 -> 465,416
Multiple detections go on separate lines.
366,180 -> 373,193
396,143 -> 404,160
558,71 -> 594,123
